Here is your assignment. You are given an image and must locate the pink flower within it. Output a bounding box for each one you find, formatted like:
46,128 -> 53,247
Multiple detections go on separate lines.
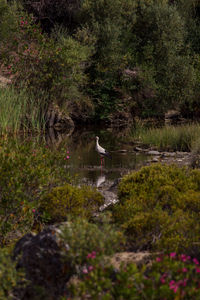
32,209 -> 36,213
173,286 -> 178,293
156,257 -> 161,262
182,268 -> 188,273
170,252 -> 176,258
88,266 -> 93,272
193,258 -> 199,265
160,277 -> 165,284
66,156 -> 70,159
180,254 -> 187,262
87,251 -> 96,259
169,280 -> 175,287
169,281 -> 179,293
196,267 -> 200,273
183,278 -> 187,287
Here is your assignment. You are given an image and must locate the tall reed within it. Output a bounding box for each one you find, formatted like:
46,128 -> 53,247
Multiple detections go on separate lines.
0,87 -> 46,135
131,123 -> 200,151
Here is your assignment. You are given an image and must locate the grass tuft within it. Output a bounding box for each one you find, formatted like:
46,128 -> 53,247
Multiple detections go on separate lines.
131,123 -> 200,151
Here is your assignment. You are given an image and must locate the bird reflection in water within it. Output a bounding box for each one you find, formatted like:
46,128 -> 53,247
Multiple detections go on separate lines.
96,175 -> 106,188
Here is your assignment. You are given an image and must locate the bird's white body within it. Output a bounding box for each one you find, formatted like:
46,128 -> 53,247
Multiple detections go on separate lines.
96,136 -> 107,156
95,136 -> 111,164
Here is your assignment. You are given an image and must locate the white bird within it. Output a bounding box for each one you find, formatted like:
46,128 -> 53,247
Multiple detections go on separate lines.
95,136 -> 111,166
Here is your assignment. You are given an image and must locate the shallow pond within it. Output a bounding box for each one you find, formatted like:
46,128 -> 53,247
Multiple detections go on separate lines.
47,126 -> 149,191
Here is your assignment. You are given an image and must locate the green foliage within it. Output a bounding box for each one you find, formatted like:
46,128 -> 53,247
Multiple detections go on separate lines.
1,0 -> 200,125
131,123 -> 200,151
112,164 -> 200,253
70,263 -> 141,299
60,214 -> 125,273
0,247 -> 26,299
0,137 -> 71,245
140,253 -> 200,299
70,253 -> 200,299
0,87 -> 46,134
0,1 -> 94,120
39,184 -> 104,223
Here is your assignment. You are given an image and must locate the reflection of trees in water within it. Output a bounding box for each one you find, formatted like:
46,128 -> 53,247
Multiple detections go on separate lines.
45,127 -> 74,148
45,125 -> 133,154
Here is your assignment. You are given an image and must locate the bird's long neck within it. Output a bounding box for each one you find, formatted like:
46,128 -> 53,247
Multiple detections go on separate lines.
96,139 -> 99,149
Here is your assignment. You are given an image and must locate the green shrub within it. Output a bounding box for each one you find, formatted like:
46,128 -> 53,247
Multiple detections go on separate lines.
0,1 -> 93,119
70,252 -> 200,299
0,248 -> 26,300
59,214 -> 125,273
0,137 -> 71,245
39,184 -> 104,222
112,164 -> 200,254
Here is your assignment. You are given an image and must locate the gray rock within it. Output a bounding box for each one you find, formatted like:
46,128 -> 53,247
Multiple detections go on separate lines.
162,152 -> 176,157
152,157 -> 159,162
176,151 -> 189,157
147,150 -> 160,156
134,147 -> 143,152
13,227 -> 73,299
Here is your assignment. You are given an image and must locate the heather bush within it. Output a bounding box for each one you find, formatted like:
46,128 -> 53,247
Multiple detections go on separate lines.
112,164 -> 200,254
39,184 -> 104,223
70,252 -> 200,299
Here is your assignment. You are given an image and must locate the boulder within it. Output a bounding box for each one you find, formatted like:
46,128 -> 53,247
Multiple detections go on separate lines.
13,226 -> 73,299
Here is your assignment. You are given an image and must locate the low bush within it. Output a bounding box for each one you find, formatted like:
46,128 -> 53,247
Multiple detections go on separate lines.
39,184 -> 104,223
112,164 -> 200,254
70,252 -> 200,299
59,214 -> 125,273
0,137 -> 71,245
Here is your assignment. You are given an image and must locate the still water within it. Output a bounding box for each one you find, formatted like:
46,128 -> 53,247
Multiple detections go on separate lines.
48,126 -> 149,189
